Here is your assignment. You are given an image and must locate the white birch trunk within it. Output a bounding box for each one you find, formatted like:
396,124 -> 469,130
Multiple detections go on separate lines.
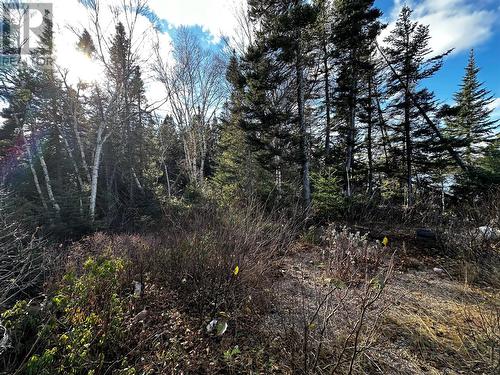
132,168 -> 143,191
58,126 -> 86,216
73,112 -> 92,183
24,136 -> 48,211
163,163 -> 171,198
36,140 -> 61,215
15,116 -> 48,211
89,125 -> 109,223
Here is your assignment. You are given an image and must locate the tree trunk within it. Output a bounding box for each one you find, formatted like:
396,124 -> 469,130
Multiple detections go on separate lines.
323,40 -> 332,161
89,124 -> 109,223
125,85 -> 134,205
404,87 -> 413,207
132,168 -> 143,191
375,95 -> 390,169
346,85 -> 357,198
345,49 -> 358,198
35,138 -> 61,215
58,125 -> 85,216
367,77 -> 374,196
296,33 -> 311,208
163,163 -> 171,198
24,135 -> 48,211
72,110 -> 92,183
14,115 -> 48,211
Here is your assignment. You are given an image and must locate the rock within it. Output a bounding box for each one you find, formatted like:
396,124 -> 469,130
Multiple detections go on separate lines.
415,228 -> 437,245
416,228 -> 437,241
132,308 -> 148,323
433,267 -> 444,274
206,319 -> 228,336
477,226 -> 500,241
133,281 -> 142,297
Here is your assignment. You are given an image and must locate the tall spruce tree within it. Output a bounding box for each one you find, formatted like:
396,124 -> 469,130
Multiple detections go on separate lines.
314,0 -> 334,161
212,55 -> 270,202
383,5 -> 449,206
357,48 -> 382,196
331,0 -> 382,197
245,0 -> 318,208
447,50 -> 498,164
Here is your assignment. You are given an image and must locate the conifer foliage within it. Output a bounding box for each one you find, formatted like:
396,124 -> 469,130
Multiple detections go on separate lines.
447,50 -> 498,164
0,0 -> 498,230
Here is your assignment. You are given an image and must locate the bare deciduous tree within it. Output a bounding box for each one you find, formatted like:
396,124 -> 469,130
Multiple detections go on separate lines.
154,27 -> 227,187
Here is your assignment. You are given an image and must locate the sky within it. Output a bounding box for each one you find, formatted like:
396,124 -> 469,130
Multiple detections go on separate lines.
375,0 -> 500,119
146,0 -> 500,119
3,0 -> 500,119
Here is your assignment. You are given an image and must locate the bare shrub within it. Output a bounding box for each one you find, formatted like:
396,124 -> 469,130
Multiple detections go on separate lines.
0,189 -> 49,310
441,188 -> 500,286
65,200 -> 296,321
277,260 -> 394,374
270,224 -> 394,374
1,200 -> 297,374
151,202 -> 297,316
321,225 -> 386,281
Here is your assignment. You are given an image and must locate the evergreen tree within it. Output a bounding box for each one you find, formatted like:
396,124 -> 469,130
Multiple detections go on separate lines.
240,39 -> 293,201
383,6 -> 450,206
245,0 -> 319,207
77,29 -> 96,57
315,0 -> 334,161
104,22 -> 145,220
30,10 -> 66,217
212,54 -> 271,203
478,139 -> 500,182
447,50 -> 498,164
357,48 -> 382,196
331,0 -> 383,197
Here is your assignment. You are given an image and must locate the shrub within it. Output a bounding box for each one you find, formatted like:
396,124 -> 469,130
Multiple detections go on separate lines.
1,257 -> 129,374
457,299 -> 500,373
321,225 -> 386,281
68,201 -> 295,319
311,169 -> 345,221
441,188 -> 500,287
43,201 -> 294,371
276,256 -> 394,374
151,202 -> 295,317
0,299 -> 44,372
1,200 -> 297,373
0,189 -> 49,311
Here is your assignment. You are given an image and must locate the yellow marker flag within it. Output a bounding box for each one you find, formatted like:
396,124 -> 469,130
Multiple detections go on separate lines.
233,265 -> 239,277
382,236 -> 389,247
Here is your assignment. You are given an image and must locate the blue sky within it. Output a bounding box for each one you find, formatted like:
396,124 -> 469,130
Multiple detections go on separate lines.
375,0 -> 500,117
19,0 -> 500,119
146,0 -> 500,117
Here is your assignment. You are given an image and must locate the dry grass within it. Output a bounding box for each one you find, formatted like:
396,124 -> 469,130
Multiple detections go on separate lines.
263,232 -> 499,374
380,271 -> 499,374
263,234 -> 394,374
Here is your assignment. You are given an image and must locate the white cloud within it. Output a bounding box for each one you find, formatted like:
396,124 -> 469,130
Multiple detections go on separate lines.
19,0 -> 172,109
147,0 -> 246,43
381,0 -> 498,55
488,98 -> 500,120
4,0 -> 249,116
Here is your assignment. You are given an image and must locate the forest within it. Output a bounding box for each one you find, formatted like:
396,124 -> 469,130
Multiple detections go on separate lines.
0,0 -> 499,373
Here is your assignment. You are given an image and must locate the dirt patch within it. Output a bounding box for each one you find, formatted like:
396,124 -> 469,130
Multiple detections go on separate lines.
268,241 -> 499,374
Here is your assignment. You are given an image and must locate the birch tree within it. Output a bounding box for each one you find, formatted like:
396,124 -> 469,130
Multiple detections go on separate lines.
154,26 -> 227,187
